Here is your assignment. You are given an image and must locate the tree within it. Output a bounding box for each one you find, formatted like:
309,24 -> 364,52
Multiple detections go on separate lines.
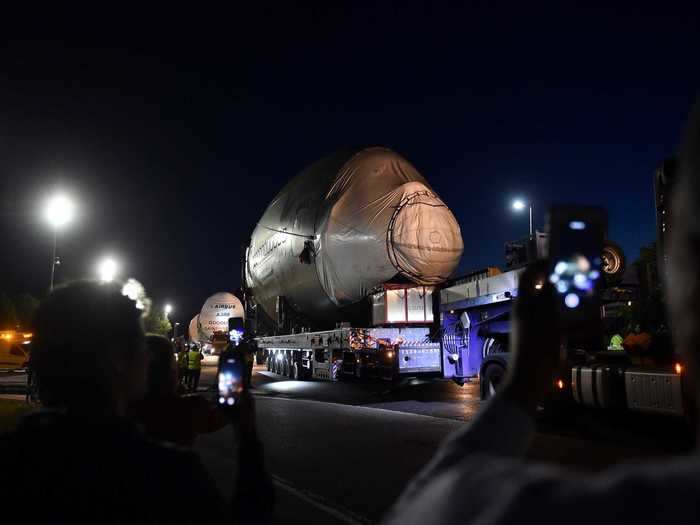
143,309 -> 172,337
0,293 -> 18,330
119,278 -> 172,336
14,293 -> 40,330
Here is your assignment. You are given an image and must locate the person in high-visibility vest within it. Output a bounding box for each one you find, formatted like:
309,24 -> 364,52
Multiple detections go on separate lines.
185,344 -> 204,392
609,333 -> 624,351
177,344 -> 189,387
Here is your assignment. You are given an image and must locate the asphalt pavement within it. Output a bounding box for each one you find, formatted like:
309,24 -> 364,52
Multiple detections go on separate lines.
195,397 -> 461,523
196,361 -> 693,523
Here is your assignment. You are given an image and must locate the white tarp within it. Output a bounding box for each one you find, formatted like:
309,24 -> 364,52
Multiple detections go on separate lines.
246,147 -> 463,322
196,292 -> 244,341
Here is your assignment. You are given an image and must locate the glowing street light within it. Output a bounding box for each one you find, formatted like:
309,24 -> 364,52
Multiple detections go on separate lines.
164,304 -> 173,316
44,193 -> 76,291
511,199 -> 533,238
97,257 -> 118,283
44,194 -> 75,230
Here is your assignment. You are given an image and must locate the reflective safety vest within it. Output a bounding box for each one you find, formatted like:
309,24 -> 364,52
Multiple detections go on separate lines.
187,350 -> 202,370
609,334 -> 624,351
177,351 -> 188,369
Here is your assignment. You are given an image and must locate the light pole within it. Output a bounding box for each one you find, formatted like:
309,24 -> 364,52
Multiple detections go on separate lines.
512,199 -> 533,238
44,194 -> 75,291
97,257 -> 118,283
174,322 -> 180,338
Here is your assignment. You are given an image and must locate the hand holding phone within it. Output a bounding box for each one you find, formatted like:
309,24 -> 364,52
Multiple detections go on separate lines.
547,206 -> 606,348
218,350 -> 245,407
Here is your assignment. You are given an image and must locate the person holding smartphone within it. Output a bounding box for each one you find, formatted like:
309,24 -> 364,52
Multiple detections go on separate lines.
216,326 -> 275,523
384,103 -> 700,525
1,281 -> 273,524
130,335 -> 228,447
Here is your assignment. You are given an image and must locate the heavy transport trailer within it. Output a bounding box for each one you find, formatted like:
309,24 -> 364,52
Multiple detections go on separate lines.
257,325 -> 442,382
439,266 -> 687,418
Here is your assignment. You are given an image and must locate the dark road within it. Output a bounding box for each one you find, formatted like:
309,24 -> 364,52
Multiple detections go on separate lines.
191,361 -> 693,524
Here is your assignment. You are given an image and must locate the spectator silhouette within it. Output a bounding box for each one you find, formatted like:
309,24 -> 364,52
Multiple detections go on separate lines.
130,334 -> 228,447
384,101 -> 700,525
0,281 -> 272,523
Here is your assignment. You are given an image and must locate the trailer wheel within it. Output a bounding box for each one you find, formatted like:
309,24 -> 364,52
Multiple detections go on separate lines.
292,361 -> 303,380
602,240 -> 626,285
481,363 -> 506,401
267,356 -> 272,371
282,357 -> 290,377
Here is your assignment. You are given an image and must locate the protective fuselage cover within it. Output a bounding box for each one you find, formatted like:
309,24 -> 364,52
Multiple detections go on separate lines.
188,315 -> 200,342
246,147 -> 463,322
197,292 -> 244,341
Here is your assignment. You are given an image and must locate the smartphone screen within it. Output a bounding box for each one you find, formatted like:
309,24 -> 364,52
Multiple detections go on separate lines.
547,206 -> 606,346
218,353 -> 244,406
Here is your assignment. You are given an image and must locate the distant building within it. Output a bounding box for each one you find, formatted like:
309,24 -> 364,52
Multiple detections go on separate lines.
654,158 -> 677,283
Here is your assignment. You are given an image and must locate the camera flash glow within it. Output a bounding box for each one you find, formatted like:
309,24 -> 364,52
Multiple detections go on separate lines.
573,273 -> 588,289
569,221 -> 586,230
564,293 -> 580,309
554,261 -> 568,275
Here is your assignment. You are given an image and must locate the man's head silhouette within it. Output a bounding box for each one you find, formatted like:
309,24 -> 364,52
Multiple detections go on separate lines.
31,280 -> 149,414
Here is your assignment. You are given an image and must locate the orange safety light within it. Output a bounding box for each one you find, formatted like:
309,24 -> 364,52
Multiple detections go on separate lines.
675,363 -> 683,375
556,379 -> 565,390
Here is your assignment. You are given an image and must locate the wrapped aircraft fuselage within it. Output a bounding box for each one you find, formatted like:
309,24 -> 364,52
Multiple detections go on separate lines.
245,147 -> 464,323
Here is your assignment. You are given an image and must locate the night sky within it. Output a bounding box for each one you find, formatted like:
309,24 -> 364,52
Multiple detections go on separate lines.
1,4 -> 698,326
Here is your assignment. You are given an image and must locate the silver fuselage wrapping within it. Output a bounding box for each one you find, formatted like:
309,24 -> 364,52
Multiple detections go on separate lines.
245,147 -> 464,324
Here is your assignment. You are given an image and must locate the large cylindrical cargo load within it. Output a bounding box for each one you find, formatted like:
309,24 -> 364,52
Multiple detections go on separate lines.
188,315 -> 200,342
197,292 -> 245,341
246,147 -> 464,323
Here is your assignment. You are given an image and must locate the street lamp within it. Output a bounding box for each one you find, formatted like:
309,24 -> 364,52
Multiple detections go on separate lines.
44,193 -> 76,291
174,321 -> 180,338
97,257 -> 118,283
512,199 -> 533,238
164,304 -> 173,316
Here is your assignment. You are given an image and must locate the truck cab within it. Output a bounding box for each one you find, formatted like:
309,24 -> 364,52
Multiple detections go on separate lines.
439,256 -> 685,417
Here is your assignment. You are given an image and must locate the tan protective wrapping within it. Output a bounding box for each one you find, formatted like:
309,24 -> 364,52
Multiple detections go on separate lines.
188,315 -> 200,341
246,147 -> 463,323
